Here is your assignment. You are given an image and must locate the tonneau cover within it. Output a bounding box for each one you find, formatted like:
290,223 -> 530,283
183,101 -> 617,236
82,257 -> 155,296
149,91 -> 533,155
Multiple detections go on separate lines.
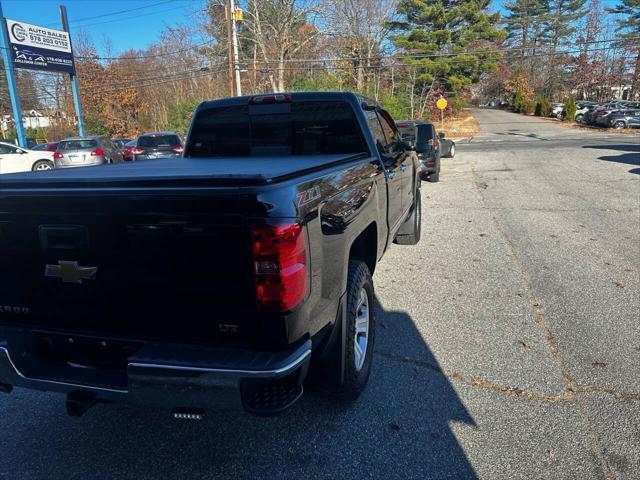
0,154 -> 366,189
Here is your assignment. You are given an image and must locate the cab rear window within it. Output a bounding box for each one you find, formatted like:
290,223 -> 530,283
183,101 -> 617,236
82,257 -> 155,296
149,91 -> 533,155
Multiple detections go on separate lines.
59,140 -> 97,150
138,135 -> 181,148
186,101 -> 368,157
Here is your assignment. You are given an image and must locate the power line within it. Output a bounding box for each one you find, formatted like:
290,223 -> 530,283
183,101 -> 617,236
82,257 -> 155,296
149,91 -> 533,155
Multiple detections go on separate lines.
75,39 -> 217,60
65,33 -> 636,65
42,0 -> 182,28
68,4 -> 204,30
78,45 -> 636,95
248,36 -> 638,65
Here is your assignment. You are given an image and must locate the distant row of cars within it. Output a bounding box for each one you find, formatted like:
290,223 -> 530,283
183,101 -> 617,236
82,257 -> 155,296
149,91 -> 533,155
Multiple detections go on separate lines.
0,132 -> 184,174
550,100 -> 640,129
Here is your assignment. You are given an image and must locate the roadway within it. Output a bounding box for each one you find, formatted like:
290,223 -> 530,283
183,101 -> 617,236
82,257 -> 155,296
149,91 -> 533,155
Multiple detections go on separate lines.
1,108 -> 638,479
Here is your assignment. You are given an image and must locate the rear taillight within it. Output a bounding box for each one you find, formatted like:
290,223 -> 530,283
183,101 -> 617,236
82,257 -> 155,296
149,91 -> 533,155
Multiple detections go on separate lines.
53,152 -> 63,159
172,145 -> 184,153
251,222 -> 308,312
131,147 -> 144,155
91,149 -> 104,156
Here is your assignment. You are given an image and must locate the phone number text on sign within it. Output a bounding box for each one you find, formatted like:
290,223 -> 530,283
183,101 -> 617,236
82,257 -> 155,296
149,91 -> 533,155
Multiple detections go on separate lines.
29,34 -> 70,50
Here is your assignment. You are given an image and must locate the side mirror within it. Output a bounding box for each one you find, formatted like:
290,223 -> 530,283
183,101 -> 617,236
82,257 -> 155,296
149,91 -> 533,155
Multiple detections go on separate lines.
438,132 -> 445,139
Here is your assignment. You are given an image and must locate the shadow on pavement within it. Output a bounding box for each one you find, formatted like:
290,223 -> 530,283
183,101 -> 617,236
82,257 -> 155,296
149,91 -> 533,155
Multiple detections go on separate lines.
1,300 -> 478,479
583,144 -> 640,174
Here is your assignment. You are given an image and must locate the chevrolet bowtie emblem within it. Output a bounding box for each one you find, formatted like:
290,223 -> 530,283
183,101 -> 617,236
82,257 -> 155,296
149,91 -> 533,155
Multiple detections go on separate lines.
44,261 -> 98,284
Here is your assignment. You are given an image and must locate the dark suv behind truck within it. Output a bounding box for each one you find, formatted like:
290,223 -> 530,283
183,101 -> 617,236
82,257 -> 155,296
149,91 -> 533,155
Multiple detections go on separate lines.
397,120 -> 441,182
131,132 -> 184,160
0,92 -> 422,417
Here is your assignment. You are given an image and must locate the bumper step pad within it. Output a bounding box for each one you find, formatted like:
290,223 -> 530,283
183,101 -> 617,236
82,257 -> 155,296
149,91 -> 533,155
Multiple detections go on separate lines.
241,374 -> 304,415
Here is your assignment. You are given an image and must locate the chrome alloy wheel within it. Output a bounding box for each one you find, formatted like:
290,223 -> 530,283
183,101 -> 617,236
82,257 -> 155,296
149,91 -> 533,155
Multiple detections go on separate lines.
354,288 -> 370,371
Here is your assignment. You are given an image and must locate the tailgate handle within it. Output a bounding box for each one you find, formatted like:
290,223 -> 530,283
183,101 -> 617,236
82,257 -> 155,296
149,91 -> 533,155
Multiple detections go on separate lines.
39,225 -> 89,251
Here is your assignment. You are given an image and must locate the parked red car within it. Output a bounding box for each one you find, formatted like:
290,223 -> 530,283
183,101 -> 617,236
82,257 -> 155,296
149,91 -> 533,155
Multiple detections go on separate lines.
122,139 -> 137,161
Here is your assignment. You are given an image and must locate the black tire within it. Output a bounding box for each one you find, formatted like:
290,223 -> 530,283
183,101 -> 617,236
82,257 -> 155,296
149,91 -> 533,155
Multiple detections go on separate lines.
614,121 -> 625,130
336,260 -> 375,400
575,114 -> 584,123
394,188 -> 421,245
445,144 -> 455,158
31,160 -> 53,171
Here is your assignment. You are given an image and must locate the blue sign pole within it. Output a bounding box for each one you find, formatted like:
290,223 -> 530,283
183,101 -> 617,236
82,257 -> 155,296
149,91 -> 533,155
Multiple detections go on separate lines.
69,70 -> 85,136
0,2 -> 27,147
60,5 -> 85,137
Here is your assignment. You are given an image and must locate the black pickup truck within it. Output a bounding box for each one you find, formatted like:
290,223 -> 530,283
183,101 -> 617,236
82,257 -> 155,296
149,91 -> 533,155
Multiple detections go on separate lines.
0,92 -> 421,417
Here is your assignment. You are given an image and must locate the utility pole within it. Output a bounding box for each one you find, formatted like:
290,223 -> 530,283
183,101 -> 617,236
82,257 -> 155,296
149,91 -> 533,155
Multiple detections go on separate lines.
60,5 -> 85,136
0,1 -> 27,147
225,0 -> 234,97
229,0 -> 242,96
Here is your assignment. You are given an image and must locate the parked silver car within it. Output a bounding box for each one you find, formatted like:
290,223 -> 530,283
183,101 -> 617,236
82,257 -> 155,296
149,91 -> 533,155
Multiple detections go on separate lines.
54,136 -> 123,169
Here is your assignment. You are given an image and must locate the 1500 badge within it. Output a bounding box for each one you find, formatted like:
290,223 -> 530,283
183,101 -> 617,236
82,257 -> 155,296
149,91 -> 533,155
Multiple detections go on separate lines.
0,305 -> 30,315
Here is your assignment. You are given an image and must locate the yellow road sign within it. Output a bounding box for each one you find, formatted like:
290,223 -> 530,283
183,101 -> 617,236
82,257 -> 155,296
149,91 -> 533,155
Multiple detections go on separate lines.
436,98 -> 448,110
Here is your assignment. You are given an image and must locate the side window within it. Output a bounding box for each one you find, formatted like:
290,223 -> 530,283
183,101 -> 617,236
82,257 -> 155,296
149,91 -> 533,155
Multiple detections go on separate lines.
377,111 -> 399,148
366,111 -> 386,154
0,144 -> 18,154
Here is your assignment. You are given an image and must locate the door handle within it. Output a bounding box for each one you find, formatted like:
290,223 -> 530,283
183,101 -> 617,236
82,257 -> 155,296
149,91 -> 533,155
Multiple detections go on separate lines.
399,164 -> 407,172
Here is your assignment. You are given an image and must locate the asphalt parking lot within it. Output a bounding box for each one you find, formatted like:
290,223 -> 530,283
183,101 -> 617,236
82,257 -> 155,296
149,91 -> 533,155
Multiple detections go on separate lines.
1,108 -> 638,480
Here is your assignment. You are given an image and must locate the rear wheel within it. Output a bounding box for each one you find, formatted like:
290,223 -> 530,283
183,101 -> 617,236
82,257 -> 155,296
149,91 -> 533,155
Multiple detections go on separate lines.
575,114 -> 584,123
614,121 -> 626,130
447,144 -> 455,158
32,160 -> 53,171
336,260 -> 375,400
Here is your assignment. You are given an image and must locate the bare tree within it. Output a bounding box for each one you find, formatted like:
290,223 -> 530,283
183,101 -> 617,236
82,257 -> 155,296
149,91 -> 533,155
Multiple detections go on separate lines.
323,0 -> 396,92
242,0 -> 323,92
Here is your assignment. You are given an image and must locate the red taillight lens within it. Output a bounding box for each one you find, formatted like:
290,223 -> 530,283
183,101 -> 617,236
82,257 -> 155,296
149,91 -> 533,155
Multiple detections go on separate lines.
251,222 -> 308,312
172,145 -> 184,153
91,149 -> 104,156
53,151 -> 63,159
131,147 -> 144,155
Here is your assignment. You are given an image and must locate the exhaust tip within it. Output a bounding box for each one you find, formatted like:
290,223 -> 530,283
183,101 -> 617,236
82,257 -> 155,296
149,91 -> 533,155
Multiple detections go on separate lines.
172,408 -> 205,421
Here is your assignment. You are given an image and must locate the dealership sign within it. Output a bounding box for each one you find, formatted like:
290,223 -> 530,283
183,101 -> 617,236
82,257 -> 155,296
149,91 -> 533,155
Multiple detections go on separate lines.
6,19 -> 75,74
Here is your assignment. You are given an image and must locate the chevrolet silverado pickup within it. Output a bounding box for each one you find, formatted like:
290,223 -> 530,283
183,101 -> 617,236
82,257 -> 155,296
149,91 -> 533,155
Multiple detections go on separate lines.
0,92 -> 422,417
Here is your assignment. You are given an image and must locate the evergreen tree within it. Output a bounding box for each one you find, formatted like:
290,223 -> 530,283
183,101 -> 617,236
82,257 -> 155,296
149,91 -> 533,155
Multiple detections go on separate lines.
606,0 -> 640,98
503,0 -> 550,57
543,0 -> 588,97
389,0 -> 506,95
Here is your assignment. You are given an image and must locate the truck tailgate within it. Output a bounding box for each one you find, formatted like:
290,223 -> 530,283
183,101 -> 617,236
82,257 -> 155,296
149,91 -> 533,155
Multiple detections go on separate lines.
0,192 -> 257,344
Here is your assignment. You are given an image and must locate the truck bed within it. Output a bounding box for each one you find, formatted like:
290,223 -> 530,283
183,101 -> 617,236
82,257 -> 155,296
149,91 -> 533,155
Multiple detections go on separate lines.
0,154 -> 367,189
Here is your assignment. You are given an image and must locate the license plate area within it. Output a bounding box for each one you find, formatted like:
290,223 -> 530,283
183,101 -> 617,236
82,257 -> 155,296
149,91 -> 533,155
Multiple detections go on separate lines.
24,333 -> 144,390
35,333 -> 142,370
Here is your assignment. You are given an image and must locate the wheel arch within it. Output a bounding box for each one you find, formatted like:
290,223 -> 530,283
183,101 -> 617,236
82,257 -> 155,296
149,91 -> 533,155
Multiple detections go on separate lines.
348,222 -> 378,276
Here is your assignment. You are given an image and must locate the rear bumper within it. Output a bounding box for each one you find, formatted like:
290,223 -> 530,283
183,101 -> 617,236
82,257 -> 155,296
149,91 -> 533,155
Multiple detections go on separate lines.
54,159 -> 105,168
133,153 -> 181,161
0,337 -> 311,415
